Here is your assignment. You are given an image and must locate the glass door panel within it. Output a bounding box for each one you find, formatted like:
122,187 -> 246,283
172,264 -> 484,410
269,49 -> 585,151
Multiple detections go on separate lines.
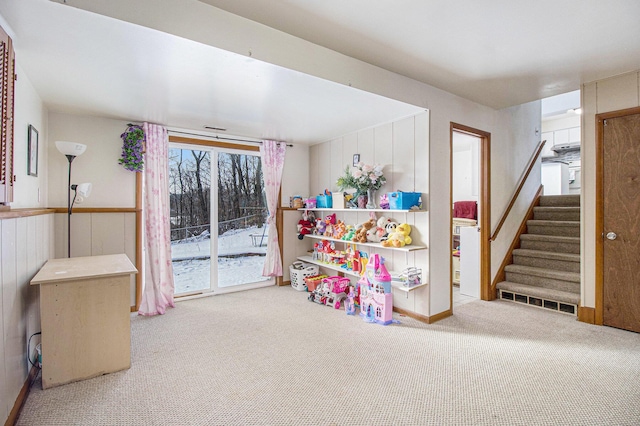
169,147 -> 212,296
215,151 -> 270,290
169,143 -> 272,296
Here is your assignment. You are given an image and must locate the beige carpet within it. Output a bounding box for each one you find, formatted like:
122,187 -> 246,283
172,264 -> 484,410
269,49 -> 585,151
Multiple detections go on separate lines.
17,285 -> 640,425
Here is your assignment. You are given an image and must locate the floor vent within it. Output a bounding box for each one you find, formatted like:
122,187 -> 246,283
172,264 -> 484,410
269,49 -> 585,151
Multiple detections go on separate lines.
498,290 -> 576,316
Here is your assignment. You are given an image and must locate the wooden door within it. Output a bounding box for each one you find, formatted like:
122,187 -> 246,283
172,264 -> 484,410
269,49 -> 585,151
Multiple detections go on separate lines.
602,113 -> 640,332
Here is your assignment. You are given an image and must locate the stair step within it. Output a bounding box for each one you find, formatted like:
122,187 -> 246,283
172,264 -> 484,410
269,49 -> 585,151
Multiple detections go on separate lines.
512,249 -> 580,273
519,234 -> 580,254
496,281 -> 579,308
539,194 -> 580,207
533,206 -> 580,221
505,264 -> 580,293
527,220 -> 580,237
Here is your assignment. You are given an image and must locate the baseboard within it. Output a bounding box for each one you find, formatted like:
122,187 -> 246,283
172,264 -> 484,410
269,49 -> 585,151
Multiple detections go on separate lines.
578,305 -> 596,324
5,365 -> 39,426
393,307 -> 452,324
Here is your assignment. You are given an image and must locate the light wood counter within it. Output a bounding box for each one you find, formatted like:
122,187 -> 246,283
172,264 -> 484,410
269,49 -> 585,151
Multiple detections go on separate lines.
31,254 -> 137,389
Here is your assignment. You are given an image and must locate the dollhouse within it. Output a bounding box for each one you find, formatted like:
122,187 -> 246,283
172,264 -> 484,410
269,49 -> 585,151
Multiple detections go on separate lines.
358,254 -> 393,325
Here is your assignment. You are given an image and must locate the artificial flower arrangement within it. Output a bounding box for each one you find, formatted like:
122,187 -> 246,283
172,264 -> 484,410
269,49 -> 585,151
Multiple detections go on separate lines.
337,162 -> 386,193
118,124 -> 145,172
336,162 -> 386,208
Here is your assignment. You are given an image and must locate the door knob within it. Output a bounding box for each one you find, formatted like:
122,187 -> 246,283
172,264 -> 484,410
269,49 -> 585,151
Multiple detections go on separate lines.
606,232 -> 617,240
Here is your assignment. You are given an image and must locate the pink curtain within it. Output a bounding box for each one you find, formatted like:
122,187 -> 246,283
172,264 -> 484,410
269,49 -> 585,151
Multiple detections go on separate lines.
139,123 -> 175,316
260,140 -> 287,276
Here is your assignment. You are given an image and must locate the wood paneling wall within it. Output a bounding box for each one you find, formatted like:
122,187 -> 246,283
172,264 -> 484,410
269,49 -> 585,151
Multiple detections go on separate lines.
0,213 -> 53,422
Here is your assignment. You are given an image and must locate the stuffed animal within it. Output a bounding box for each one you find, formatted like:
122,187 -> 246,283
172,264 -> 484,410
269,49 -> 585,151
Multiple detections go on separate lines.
315,217 -> 326,235
381,223 -> 412,247
376,216 -> 398,241
353,219 -> 376,243
341,225 -> 356,241
332,220 -> 347,239
366,224 -> 386,243
324,213 -> 337,237
297,210 -> 316,240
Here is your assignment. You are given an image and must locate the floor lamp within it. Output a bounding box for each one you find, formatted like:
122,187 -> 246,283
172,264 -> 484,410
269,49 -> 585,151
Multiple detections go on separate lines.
55,141 -> 90,258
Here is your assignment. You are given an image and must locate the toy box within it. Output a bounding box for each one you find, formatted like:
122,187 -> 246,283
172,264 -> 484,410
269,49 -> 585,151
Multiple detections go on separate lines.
289,261 -> 320,291
304,274 -> 328,292
388,191 -> 421,210
305,198 -> 317,209
316,194 -> 333,208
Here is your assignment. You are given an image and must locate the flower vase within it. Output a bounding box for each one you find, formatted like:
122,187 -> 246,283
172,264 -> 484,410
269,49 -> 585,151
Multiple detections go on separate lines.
366,188 -> 377,209
357,193 -> 368,209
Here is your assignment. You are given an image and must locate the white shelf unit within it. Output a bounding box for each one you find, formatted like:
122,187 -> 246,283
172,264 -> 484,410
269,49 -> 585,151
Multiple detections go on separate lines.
296,255 -> 427,293
295,206 -> 428,295
299,207 -> 425,214
302,233 -> 427,252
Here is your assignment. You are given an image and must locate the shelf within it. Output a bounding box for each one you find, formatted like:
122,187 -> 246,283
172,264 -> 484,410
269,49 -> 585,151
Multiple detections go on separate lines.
302,233 -> 426,252
297,255 -> 428,293
298,208 -> 425,213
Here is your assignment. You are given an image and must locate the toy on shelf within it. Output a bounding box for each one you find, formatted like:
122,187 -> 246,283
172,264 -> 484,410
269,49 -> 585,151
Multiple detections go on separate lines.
353,218 -> 376,243
324,213 -> 337,237
381,223 -> 412,248
315,217 -> 326,235
399,267 -> 422,288
358,254 -> 393,325
297,210 -> 316,240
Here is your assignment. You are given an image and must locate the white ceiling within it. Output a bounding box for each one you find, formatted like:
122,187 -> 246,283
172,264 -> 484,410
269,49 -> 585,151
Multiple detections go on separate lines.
0,1 -> 422,144
1,0 -> 638,144
200,0 -> 640,109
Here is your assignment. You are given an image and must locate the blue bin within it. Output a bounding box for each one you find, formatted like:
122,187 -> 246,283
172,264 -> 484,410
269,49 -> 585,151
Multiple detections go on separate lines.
388,192 -> 421,210
316,194 -> 333,208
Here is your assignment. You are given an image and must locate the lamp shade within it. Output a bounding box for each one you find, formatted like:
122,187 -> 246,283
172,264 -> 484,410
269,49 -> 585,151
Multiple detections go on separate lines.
56,141 -> 87,157
76,182 -> 92,198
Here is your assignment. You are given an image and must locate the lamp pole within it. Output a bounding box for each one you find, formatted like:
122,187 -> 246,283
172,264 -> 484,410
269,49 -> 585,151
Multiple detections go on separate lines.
65,154 -> 75,258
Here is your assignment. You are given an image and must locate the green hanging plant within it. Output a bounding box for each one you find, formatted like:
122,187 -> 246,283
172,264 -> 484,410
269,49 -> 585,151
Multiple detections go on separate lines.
119,124 -> 145,172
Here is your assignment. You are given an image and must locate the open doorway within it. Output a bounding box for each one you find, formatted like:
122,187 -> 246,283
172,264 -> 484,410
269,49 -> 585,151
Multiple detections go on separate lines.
450,124 -> 491,309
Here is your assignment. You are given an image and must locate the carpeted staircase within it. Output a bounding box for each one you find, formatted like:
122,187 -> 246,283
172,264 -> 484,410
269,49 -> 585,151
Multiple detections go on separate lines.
496,194 -> 580,315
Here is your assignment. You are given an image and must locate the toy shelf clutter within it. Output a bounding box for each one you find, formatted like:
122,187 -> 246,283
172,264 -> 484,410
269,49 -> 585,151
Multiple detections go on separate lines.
294,206 -> 428,294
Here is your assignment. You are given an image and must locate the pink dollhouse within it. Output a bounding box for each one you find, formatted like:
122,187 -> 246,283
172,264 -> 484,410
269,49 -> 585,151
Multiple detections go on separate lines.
358,254 -> 393,325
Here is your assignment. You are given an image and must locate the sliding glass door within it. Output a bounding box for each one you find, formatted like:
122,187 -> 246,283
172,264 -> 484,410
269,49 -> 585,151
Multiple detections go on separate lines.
169,142 -> 272,296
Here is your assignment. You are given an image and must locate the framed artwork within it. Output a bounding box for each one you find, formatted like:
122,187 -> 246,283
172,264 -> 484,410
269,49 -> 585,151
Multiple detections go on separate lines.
353,153 -> 360,167
28,124 -> 38,177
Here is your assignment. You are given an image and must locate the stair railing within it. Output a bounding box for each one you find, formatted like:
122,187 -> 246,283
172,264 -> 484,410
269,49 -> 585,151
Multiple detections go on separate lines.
490,139 -> 546,242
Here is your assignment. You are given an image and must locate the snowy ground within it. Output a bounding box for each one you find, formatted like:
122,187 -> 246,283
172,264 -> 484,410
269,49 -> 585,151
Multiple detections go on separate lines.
171,225 -> 269,294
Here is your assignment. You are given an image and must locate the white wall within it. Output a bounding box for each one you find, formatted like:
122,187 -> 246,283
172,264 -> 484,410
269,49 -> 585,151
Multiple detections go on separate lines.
582,70 -> 640,308
48,113 -> 137,209
453,132 -> 480,203
11,64 -> 47,208
280,143 -> 309,206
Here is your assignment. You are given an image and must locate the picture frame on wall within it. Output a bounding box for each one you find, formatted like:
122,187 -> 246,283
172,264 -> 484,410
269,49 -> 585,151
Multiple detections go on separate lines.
353,153 -> 360,167
28,124 -> 38,177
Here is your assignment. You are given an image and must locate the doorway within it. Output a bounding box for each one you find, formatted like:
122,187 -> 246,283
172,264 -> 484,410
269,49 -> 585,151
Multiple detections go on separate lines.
450,123 -> 491,309
168,138 -> 273,297
596,108 -> 640,333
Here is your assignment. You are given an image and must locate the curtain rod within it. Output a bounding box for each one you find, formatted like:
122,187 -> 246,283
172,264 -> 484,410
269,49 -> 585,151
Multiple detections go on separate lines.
167,129 -> 293,147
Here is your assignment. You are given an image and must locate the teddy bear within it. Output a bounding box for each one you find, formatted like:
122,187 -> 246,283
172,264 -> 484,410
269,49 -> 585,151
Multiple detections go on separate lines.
376,216 -> 398,241
381,223 -> 412,247
353,218 -> 376,243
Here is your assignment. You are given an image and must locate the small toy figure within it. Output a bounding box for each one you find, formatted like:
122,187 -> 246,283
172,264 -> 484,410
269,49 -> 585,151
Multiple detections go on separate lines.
345,285 -> 356,315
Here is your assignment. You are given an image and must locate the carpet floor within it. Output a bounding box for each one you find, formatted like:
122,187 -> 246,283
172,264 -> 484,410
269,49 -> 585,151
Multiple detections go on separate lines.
16,285 -> 640,425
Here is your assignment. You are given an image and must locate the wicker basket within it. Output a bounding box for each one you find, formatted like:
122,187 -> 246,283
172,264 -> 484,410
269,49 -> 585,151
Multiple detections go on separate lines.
289,261 -> 320,291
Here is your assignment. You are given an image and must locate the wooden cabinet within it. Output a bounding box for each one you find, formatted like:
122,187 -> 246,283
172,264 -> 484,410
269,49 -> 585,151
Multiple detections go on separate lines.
30,254 -> 137,389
